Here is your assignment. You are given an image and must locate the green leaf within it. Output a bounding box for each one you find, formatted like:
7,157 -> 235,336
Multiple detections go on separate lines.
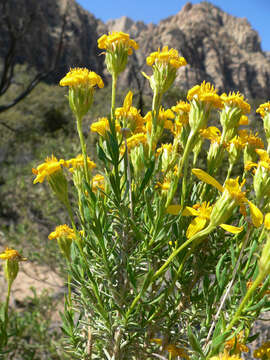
210,331 -> 230,354
139,160 -> 155,193
216,253 -> 227,288
188,325 -> 205,357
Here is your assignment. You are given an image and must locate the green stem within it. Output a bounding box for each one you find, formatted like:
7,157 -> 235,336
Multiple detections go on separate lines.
225,272 -> 265,332
76,115 -> 90,183
4,282 -> 11,329
111,72 -> 118,122
180,159 -> 189,208
67,272 -> 72,306
153,225 -> 215,281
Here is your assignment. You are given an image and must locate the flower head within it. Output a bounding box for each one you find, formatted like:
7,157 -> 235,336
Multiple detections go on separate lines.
48,224 -> 76,241
144,46 -> 187,95
49,225 -> 75,261
59,68 -> 104,89
221,92 -> 250,114
115,91 -> 145,134
98,31 -> 138,55
66,154 -> 96,173
192,168 -> 263,228
60,68 -> 104,118
32,155 -> 66,184
92,174 -> 105,193
0,248 -> 26,261
146,46 -> 187,69
187,81 -> 222,109
91,117 -> 121,137
98,32 -> 138,75
256,102 -> 270,119
0,247 -> 26,286
225,331 -> 249,354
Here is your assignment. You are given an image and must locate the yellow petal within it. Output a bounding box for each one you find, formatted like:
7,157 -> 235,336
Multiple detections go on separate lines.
192,168 -> 223,192
182,206 -> 200,216
186,217 -> 207,239
219,224 -> 244,234
167,205 -> 181,215
247,200 -> 263,228
265,213 -> 270,230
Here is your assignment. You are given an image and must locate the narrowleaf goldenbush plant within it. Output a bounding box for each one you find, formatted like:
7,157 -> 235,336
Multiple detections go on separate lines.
1,31 -> 270,359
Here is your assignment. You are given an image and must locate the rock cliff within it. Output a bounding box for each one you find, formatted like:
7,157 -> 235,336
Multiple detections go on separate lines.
107,2 -> 270,99
1,0 -> 270,98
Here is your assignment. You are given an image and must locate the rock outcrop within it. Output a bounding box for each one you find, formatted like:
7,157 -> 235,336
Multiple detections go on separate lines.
107,2 -> 270,99
1,0 -> 270,98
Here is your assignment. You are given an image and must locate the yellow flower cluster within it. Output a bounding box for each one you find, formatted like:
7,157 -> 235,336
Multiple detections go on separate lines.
66,154 -> 96,172
115,91 -> 145,134
238,130 -> 264,149
256,101 -> 270,118
200,126 -> 222,144
146,46 -> 187,69
32,155 -> 66,184
224,331 -> 249,354
187,81 -> 223,108
210,350 -> 243,360
48,224 -> 76,241
0,248 -> 26,261
92,174 -> 105,192
98,31 -> 139,55
254,341 -> 270,359
220,91 -> 251,114
59,67 -> 104,89
91,117 -> 121,136
150,338 -> 189,359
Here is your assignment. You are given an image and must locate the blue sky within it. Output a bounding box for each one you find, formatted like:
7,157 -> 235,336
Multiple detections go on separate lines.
76,0 -> 270,51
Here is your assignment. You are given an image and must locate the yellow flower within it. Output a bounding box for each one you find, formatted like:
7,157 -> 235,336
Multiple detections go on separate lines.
98,32 -> 138,75
156,143 -> 173,157
121,133 -> 147,154
115,91 -> 145,134
225,331 -> 249,354
220,91 -> 250,114
145,107 -> 174,133
32,155 -> 66,184
144,46 -> 186,95
155,179 -> 171,191
253,341 -> 270,359
150,338 -> 190,359
210,350 -> 243,360
92,174 -> 105,192
238,130 -> 264,149
146,46 -> 187,69
0,247 -> 26,285
59,67 -> 104,89
172,100 -> 191,115
66,154 -> 96,172
49,225 -> 75,261
256,102 -> 270,118
187,81 -> 222,109
0,247 -> 26,261
48,224 -> 76,241
200,126 -> 222,144
192,168 -> 263,228
180,202 -> 243,238
166,344 -> 190,359
97,31 -> 138,55
91,117 -> 121,137
239,115 -> 249,125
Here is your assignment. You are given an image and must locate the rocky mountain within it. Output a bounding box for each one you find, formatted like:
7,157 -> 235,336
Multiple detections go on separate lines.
107,2 -> 270,100
1,0 -> 270,99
